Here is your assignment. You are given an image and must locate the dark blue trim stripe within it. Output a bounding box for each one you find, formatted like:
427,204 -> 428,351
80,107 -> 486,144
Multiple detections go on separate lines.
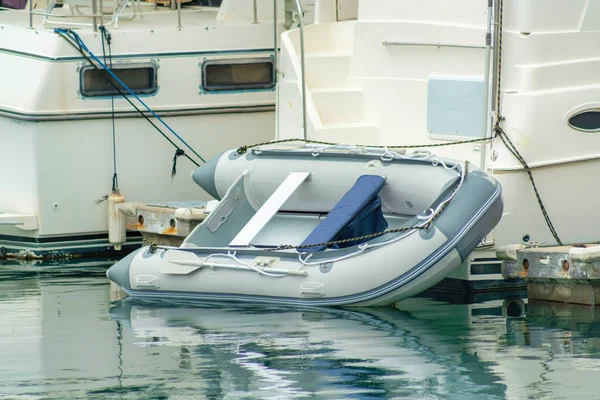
0,231 -> 141,244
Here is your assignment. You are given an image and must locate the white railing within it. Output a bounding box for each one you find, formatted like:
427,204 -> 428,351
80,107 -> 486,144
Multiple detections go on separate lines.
292,0 -> 307,140
481,0 -> 495,169
382,41 -> 485,50
20,0 -> 220,30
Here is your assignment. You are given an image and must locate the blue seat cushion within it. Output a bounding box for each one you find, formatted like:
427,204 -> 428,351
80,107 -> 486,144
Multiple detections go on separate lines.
331,196 -> 388,249
300,175 -> 387,252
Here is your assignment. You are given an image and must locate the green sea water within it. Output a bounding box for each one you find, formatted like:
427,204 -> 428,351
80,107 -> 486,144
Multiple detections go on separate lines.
0,260 -> 599,399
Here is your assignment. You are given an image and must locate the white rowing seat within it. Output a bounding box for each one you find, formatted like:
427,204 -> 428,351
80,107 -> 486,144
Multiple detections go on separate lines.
229,172 -> 311,247
43,0 -> 142,28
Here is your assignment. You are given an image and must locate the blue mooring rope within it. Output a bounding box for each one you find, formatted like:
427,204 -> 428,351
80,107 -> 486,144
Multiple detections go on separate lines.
55,28 -> 206,164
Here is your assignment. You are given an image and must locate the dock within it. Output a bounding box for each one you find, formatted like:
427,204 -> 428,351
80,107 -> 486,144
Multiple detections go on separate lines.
497,243 -> 600,305
119,201 -> 211,247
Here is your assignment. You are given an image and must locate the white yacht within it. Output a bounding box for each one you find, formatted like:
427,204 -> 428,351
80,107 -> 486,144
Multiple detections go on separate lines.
274,0 -> 600,291
0,0 -> 313,256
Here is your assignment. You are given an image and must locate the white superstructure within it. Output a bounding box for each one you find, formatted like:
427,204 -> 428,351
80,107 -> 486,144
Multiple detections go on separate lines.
0,0 -> 312,254
276,0 -> 600,289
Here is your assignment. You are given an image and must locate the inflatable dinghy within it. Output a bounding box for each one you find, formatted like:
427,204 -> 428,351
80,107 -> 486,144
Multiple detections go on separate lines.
107,145 -> 503,306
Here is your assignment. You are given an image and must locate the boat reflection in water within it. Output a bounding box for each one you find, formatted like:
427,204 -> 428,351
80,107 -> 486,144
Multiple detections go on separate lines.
109,298 -> 502,399
107,293 -> 535,399
2,260 -> 599,399
107,293 -> 600,399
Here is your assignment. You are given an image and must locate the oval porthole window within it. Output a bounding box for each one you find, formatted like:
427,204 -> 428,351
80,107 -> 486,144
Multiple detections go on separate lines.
568,109 -> 600,132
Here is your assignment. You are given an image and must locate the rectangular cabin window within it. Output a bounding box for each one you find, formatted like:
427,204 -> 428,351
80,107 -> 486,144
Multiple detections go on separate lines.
202,59 -> 274,92
80,64 -> 157,97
